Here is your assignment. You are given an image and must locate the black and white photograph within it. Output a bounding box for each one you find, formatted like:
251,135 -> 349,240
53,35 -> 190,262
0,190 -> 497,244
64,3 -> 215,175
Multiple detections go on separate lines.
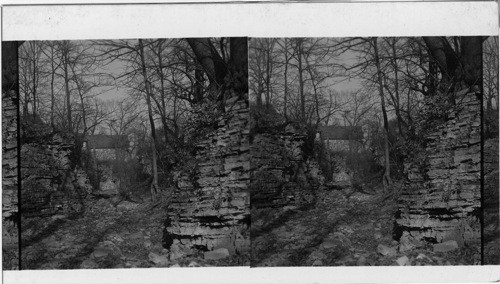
249,36 -> 498,266
3,37 -> 250,270
1,1 -> 499,284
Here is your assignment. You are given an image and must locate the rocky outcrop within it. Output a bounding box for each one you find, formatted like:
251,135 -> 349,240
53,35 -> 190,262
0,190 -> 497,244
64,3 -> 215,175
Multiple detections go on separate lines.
2,91 -> 18,216
2,91 -> 18,222
250,126 -> 322,209
484,135 -> 499,264
395,88 -> 481,250
2,90 -> 19,269
165,97 -> 250,256
21,132 -> 92,218
2,41 -> 20,270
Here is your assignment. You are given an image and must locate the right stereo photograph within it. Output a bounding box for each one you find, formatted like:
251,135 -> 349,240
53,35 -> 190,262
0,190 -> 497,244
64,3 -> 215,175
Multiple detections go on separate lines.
249,36 -> 499,266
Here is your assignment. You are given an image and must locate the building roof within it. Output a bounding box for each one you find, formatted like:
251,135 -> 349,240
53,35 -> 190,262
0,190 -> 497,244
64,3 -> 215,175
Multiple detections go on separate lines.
84,135 -> 129,149
318,125 -> 363,141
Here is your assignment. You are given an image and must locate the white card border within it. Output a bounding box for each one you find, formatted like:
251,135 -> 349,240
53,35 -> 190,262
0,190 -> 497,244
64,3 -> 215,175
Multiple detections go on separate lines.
2,1 -> 499,284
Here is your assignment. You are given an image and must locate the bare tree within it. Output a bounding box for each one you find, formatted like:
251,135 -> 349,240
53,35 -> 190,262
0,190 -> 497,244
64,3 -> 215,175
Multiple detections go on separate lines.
138,38 -> 160,202
339,90 -> 376,128
483,37 -> 499,113
423,36 -> 483,91
19,41 -> 44,117
40,41 -> 62,128
371,37 -> 392,192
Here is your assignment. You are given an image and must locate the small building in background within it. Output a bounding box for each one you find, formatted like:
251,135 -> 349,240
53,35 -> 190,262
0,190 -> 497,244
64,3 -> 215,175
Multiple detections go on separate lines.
316,125 -> 364,152
83,134 -> 130,161
83,134 -> 131,194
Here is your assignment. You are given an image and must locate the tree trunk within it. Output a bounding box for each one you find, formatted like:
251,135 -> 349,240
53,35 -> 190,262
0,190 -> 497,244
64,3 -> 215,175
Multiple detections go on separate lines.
156,40 -> 171,146
422,37 -> 460,90
428,60 -> 438,95
50,44 -> 56,128
305,57 -> 321,125
194,68 -> 204,103
265,45 -> 271,108
283,38 -> 289,120
63,48 -> 72,133
390,38 -> 405,137
373,37 -> 391,192
139,39 -> 160,202
186,38 -> 226,101
297,39 -> 306,122
31,46 -> 37,116
264,39 -> 275,108
460,37 -> 483,87
228,37 -> 248,97
23,87 -> 28,118
70,66 -> 87,135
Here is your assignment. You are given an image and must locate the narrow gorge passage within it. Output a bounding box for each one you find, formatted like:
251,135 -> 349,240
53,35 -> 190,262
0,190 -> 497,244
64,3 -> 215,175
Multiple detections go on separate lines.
21,192 -> 246,269
252,185 -> 478,267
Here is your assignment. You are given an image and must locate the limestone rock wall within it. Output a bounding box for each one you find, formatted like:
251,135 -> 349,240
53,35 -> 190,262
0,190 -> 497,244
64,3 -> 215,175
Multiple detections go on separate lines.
395,88 -> 481,248
251,128 -> 304,208
484,136 -> 499,264
2,41 -> 20,270
21,133 -> 92,218
165,97 -> 250,255
250,126 -> 323,209
2,91 -> 18,222
2,89 -> 19,268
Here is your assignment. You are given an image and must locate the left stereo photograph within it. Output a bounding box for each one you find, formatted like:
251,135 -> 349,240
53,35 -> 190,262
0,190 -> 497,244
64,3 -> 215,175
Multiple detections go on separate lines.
2,38 -> 250,270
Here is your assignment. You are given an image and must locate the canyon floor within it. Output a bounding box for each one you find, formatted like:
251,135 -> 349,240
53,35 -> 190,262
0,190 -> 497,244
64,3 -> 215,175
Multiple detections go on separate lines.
251,185 -> 480,267
21,193 -> 249,270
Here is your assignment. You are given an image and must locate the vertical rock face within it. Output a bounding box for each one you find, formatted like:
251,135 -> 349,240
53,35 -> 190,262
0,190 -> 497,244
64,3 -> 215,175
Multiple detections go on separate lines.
2,41 -> 20,269
395,88 -> 481,248
250,123 -> 325,209
2,91 -> 18,222
484,135 -> 499,264
2,88 -> 19,268
21,132 -> 92,218
165,97 -> 250,255
250,126 -> 317,208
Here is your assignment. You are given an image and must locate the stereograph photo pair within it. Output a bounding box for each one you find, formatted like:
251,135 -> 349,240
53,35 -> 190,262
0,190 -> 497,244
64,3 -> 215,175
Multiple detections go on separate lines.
1,2 -> 498,284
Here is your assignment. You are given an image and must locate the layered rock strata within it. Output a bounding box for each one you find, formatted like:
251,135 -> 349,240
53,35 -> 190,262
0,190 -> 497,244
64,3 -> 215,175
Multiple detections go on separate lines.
250,126 -> 320,209
165,97 -> 250,255
2,90 -> 18,224
2,42 -> 20,269
21,132 -> 92,218
484,135 -> 499,264
395,88 -> 481,248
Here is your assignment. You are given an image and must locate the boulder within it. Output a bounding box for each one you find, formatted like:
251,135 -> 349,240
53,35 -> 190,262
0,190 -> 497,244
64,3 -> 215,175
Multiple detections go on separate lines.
398,238 -> 415,253
312,259 -> 323,266
188,261 -> 201,267
377,244 -> 397,256
396,255 -> 410,266
148,252 -> 169,266
92,241 -> 122,259
356,255 -> 367,266
433,240 -> 459,253
169,243 -> 185,261
91,247 -> 112,259
204,248 -> 230,260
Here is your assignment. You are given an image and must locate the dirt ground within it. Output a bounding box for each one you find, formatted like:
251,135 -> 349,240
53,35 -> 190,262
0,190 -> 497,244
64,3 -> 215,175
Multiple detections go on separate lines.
251,186 -> 480,267
21,195 -> 249,269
